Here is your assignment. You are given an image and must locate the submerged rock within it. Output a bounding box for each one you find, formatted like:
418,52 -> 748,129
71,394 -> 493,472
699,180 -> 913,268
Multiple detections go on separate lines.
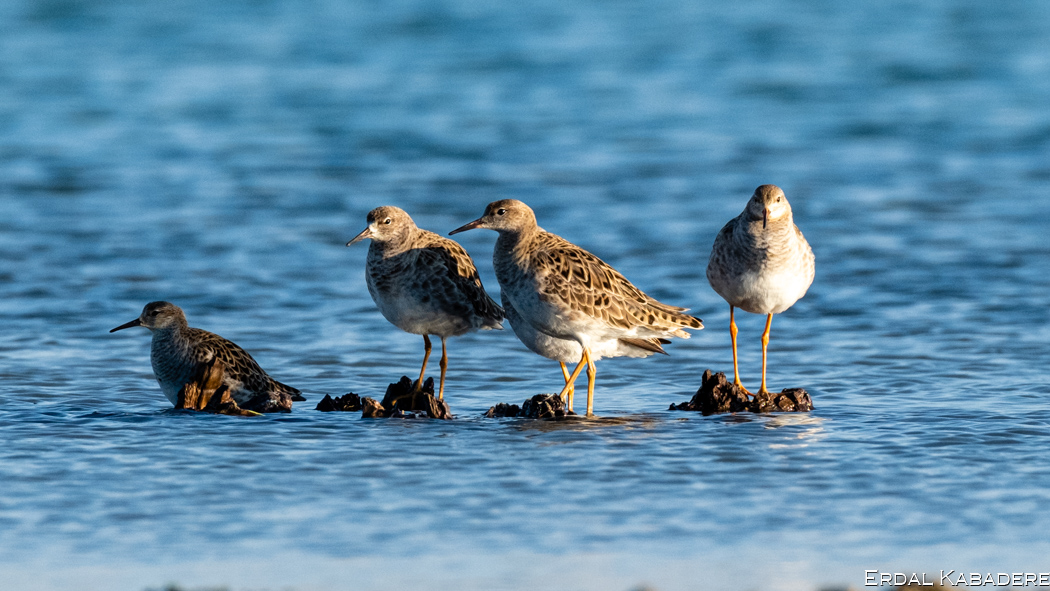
669,370 -> 750,414
315,392 -> 363,412
175,359 -> 259,417
751,387 -> 813,413
670,369 -> 813,415
240,393 -> 294,414
361,396 -> 387,418
484,393 -> 576,419
520,393 -> 572,418
358,376 -> 453,419
483,402 -> 522,418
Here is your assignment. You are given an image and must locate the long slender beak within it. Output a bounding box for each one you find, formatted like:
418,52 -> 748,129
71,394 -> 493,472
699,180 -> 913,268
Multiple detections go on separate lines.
110,318 -> 142,333
763,208 -> 769,229
346,226 -> 373,246
449,218 -> 484,235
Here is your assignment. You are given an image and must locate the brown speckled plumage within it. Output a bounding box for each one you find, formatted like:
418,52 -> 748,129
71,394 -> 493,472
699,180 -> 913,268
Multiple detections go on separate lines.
355,206 -> 503,337
365,227 -> 503,335
454,200 -> 701,343
499,228 -> 703,339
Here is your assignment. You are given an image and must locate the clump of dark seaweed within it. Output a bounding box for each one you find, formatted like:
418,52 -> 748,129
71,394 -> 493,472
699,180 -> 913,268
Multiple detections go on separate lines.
315,392 -> 363,412
484,393 -> 576,419
355,376 -> 453,419
670,369 -> 813,415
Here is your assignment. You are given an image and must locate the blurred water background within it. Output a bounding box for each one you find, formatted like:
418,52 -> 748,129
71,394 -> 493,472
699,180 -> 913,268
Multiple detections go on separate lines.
2,0 -> 1050,589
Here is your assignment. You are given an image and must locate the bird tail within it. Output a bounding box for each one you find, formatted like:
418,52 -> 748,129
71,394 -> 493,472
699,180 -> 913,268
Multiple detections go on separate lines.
676,312 -> 704,331
662,303 -> 704,329
618,337 -> 671,356
273,379 -> 306,402
640,306 -> 704,339
636,295 -> 705,336
478,293 -> 506,330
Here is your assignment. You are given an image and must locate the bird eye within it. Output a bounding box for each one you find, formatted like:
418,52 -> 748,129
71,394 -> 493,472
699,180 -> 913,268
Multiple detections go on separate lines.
776,196 -> 781,203
496,208 -> 506,216
383,218 -> 392,225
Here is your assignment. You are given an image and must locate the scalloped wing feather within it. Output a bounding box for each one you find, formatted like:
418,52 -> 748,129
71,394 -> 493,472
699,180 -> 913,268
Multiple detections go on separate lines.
187,328 -> 300,398
415,231 -> 505,328
530,233 -> 702,335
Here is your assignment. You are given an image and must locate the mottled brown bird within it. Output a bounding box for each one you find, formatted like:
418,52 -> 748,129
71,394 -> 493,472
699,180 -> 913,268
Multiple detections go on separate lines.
452,200 -> 702,416
110,301 -> 304,413
348,206 -> 504,399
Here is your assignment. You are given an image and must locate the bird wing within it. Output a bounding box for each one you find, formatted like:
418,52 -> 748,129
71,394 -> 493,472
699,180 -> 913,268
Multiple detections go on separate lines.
529,232 -> 701,333
187,328 -> 300,398
414,231 -> 505,326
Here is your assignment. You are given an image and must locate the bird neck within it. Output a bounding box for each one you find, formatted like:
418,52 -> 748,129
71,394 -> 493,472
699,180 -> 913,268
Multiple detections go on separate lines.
150,321 -> 189,344
495,224 -> 541,259
369,227 -> 417,257
738,211 -> 796,250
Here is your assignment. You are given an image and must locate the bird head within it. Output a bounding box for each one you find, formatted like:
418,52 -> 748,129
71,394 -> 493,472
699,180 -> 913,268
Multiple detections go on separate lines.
747,184 -> 792,229
347,206 -> 417,246
110,301 -> 186,333
449,199 -> 537,235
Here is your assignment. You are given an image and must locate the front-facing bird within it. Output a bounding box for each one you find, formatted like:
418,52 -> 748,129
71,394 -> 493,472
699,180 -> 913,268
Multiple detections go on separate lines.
347,206 -> 504,400
110,301 -> 305,413
706,184 -> 815,395
451,200 -> 703,416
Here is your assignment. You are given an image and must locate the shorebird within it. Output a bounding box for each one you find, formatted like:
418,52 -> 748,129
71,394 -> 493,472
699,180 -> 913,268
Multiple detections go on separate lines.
501,292 -> 669,413
347,206 -> 504,399
110,301 -> 305,413
451,200 -> 703,416
706,184 -> 815,395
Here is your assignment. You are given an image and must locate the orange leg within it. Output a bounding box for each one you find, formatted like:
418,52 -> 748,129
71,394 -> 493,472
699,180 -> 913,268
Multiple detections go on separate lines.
438,337 -> 449,400
584,348 -> 596,417
729,306 -> 752,394
560,362 -> 576,412
415,334 -> 432,392
758,313 -> 773,395
556,354 -> 588,403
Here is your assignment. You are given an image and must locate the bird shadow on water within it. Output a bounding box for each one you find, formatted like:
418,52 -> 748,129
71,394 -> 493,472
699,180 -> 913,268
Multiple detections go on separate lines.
712,412 -> 827,428
77,408 -> 283,423
707,410 -> 828,434
484,412 -> 668,434
76,409 -> 180,422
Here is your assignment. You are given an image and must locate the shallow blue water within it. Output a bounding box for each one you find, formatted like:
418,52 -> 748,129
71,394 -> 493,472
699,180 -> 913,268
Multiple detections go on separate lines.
2,1 -> 1050,590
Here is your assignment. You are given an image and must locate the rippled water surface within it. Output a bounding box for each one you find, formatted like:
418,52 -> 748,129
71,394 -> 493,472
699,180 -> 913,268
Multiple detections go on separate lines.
2,1 -> 1050,589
